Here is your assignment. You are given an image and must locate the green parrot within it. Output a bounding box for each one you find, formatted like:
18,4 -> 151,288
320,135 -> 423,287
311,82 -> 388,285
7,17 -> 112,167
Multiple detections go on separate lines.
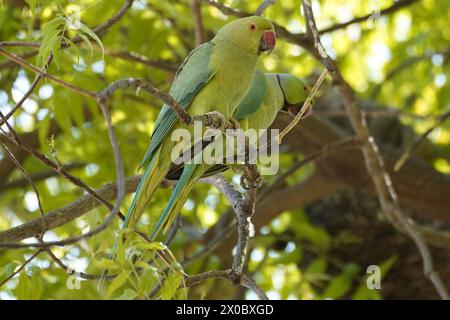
123,17 -> 276,239
161,70 -> 312,237
235,70 -> 312,130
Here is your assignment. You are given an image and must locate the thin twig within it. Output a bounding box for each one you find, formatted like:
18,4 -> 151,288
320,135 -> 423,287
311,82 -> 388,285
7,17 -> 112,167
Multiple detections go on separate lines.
0,143 -> 46,240
192,0 -> 204,46
370,48 -> 450,99
97,78 -> 191,124
105,50 -> 179,72
0,163 -> 86,191
394,109 -> 450,172
0,176 -> 141,244
202,170 -> 268,300
0,55 -> 52,126
0,49 -> 97,99
44,247 -> 115,280
184,269 -> 268,300
255,0 -> 276,16
278,69 -> 328,141
315,108 -> 440,121
0,250 -> 42,288
318,0 -> 419,34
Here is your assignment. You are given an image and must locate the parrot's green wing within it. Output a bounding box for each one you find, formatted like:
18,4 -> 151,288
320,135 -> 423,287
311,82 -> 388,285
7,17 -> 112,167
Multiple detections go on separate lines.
139,42 -> 216,168
122,42 -> 216,231
234,69 -> 268,120
165,70 -> 271,181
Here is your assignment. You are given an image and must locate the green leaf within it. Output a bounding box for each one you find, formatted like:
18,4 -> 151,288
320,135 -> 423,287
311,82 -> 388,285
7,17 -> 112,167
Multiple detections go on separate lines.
322,264 -> 360,299
305,258 -> 328,274
13,272 -> 42,300
2,263 -> 16,279
160,273 -> 183,300
76,21 -> 104,60
379,255 -> 397,279
29,275 -> 43,299
115,289 -> 137,300
95,258 -> 119,270
37,110 -> 51,148
352,284 -> 382,300
106,271 -> 130,299
134,241 -> 166,252
139,268 -> 158,293
37,17 -> 65,67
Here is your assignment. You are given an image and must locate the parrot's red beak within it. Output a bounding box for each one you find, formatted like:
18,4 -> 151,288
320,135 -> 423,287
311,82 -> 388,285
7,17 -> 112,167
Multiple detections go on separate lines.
260,30 -> 276,52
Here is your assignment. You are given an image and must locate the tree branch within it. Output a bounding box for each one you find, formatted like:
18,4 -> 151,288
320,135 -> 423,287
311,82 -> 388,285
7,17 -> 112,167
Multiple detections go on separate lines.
0,163 -> 85,191
255,0 -> 276,16
394,109 -> 450,172
318,0 -> 420,34
192,0 -> 204,46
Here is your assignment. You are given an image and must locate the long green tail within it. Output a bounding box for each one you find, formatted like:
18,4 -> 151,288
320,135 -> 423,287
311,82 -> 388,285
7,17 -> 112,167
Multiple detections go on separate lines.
123,148 -> 170,230
150,163 -> 204,240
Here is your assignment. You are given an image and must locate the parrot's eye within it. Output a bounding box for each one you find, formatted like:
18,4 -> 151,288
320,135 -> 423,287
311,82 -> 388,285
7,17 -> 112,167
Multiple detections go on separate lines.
303,86 -> 307,91
249,23 -> 256,31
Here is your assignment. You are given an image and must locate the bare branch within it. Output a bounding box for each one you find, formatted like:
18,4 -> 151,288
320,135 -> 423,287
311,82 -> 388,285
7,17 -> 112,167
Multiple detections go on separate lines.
184,269 -> 268,300
192,0 -> 204,46
0,143 -> 46,240
370,48 -> 450,99
97,78 -> 191,124
105,50 -> 179,72
394,109 -> 450,172
318,0 -> 420,34
255,0 -> 276,16
0,250 -> 42,288
0,55 -> 52,126
0,176 -> 140,244
201,166 -> 267,299
44,246 -> 115,280
0,49 -> 97,98
240,274 -> 268,300
0,163 -> 85,191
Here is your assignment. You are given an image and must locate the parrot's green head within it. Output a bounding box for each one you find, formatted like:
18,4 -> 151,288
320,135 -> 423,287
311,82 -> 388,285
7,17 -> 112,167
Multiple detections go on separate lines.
215,16 -> 276,55
276,73 -> 313,119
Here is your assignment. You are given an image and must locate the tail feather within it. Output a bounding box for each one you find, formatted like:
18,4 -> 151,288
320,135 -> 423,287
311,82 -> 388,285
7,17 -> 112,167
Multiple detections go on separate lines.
123,148 -> 169,230
150,163 -> 204,240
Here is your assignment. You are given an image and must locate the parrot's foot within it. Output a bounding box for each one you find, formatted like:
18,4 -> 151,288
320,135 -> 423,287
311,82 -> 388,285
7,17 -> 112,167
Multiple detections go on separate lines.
192,112 -> 239,132
239,164 -> 263,190
228,118 -> 240,131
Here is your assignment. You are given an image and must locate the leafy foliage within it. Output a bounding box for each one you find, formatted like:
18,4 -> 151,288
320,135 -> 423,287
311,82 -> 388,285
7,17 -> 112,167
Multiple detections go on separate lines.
0,0 -> 449,300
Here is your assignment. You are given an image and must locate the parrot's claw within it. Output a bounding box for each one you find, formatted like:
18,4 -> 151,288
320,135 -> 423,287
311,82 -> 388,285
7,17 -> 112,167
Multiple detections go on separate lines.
228,118 -> 240,131
240,174 -> 263,190
239,164 -> 263,190
192,112 -> 239,133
